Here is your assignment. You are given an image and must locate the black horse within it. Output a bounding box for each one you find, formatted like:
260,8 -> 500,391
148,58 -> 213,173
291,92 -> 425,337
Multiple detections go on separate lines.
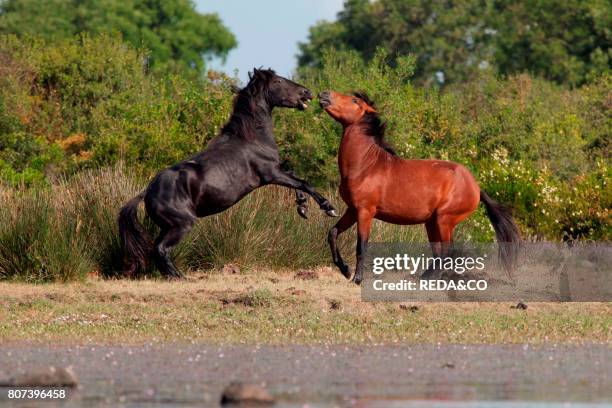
119,68 -> 338,278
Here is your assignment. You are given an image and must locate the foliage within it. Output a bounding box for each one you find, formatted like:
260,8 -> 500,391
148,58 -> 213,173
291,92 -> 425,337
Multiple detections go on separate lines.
290,49 -> 610,240
0,37 -> 609,255
0,0 -> 236,73
0,34 -> 234,184
297,0 -> 611,87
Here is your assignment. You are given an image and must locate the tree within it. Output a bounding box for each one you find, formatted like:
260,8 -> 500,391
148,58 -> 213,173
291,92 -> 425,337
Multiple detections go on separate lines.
297,0 -> 611,86
491,0 -> 611,86
0,0 -> 237,73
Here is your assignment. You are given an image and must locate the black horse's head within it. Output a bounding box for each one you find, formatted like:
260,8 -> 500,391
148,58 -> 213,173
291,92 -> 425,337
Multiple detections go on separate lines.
246,68 -> 312,110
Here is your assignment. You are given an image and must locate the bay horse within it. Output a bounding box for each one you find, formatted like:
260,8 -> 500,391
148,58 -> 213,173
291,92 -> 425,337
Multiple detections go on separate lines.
319,90 -> 520,284
118,69 -> 338,278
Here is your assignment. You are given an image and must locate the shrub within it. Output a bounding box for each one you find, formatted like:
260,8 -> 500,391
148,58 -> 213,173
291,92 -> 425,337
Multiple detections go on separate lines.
0,36 -> 609,242
0,34 -> 235,185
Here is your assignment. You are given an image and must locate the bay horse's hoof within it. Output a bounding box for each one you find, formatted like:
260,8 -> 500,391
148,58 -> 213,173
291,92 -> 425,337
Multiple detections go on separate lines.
297,205 -> 308,219
326,209 -> 339,217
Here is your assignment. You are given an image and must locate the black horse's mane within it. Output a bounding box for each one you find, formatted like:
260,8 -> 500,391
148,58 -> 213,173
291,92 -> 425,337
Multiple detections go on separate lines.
222,68 -> 276,140
352,91 -> 397,156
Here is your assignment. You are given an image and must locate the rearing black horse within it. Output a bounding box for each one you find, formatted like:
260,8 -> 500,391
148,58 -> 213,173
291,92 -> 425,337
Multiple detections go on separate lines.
119,68 -> 338,278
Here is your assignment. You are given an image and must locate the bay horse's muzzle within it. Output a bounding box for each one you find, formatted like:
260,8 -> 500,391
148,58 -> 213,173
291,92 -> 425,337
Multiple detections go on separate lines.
318,91 -> 331,108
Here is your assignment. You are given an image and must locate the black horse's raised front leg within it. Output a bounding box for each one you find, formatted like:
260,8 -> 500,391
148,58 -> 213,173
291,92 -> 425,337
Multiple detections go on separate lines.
266,170 -> 338,217
284,171 -> 309,219
295,190 -> 308,218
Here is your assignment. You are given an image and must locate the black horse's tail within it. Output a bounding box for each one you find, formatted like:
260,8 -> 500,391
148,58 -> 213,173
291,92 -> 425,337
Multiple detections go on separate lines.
118,192 -> 150,276
480,190 -> 521,275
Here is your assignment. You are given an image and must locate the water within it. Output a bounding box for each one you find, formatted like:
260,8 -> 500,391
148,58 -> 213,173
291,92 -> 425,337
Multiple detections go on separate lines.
1,344 -> 610,407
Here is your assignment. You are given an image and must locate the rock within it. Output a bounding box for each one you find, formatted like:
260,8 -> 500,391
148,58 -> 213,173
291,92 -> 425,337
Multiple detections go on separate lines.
400,304 -> 419,313
5,366 -> 78,387
285,287 -> 306,296
579,260 -> 595,269
511,301 -> 528,310
442,363 -> 455,369
294,270 -> 318,280
328,299 -> 341,310
220,381 -> 274,405
222,264 -> 241,275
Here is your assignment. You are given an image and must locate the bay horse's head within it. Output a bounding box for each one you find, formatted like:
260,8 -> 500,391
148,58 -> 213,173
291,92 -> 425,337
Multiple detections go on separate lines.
319,90 -> 396,155
245,68 -> 313,110
318,90 -> 377,126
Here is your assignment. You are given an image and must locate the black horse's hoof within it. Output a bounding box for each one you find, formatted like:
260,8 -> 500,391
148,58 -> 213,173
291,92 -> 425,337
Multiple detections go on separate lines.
297,205 -> 308,219
339,264 -> 351,279
326,209 -> 339,217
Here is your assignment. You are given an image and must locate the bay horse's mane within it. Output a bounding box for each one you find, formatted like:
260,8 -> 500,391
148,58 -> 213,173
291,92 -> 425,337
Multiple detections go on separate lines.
222,68 -> 276,140
352,91 -> 397,156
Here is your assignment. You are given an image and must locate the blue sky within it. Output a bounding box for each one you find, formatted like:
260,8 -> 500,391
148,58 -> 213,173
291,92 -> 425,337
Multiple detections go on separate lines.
195,0 -> 344,83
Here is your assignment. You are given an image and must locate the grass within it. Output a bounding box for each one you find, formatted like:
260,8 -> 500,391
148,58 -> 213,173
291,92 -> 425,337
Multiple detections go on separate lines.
1,165 -> 492,282
0,267 -> 609,345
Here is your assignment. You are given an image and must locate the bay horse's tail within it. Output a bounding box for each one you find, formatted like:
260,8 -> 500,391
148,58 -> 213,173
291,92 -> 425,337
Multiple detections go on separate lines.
480,190 -> 521,274
118,192 -> 150,276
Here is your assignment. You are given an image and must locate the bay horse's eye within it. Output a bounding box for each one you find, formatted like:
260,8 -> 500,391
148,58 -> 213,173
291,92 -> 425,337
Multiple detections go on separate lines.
352,98 -> 358,104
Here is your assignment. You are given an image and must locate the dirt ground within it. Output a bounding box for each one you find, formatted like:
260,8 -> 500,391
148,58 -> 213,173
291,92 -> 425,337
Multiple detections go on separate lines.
1,268 -> 610,406
0,267 -> 610,344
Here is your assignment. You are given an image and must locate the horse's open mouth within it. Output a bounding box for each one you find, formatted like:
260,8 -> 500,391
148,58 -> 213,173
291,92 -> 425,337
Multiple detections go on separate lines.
319,97 -> 331,109
298,96 -> 312,110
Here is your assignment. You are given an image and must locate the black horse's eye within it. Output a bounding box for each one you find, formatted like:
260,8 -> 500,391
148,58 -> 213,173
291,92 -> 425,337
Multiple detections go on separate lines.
275,78 -> 283,83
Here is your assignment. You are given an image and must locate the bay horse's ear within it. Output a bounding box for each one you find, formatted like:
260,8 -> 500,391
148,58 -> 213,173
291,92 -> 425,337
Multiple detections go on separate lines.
354,91 -> 378,113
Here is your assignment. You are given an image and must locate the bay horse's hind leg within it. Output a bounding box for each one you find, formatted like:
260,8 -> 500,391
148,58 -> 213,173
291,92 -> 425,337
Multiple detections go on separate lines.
152,220 -> 194,279
422,215 -> 458,280
436,214 -> 458,256
328,209 -> 357,279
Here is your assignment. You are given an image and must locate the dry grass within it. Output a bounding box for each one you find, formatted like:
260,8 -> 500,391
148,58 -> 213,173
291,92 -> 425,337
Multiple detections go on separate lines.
1,268 -> 610,345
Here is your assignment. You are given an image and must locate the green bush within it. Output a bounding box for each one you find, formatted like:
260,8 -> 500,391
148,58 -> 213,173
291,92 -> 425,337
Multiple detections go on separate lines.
0,34 -> 234,184
0,36 -> 609,243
